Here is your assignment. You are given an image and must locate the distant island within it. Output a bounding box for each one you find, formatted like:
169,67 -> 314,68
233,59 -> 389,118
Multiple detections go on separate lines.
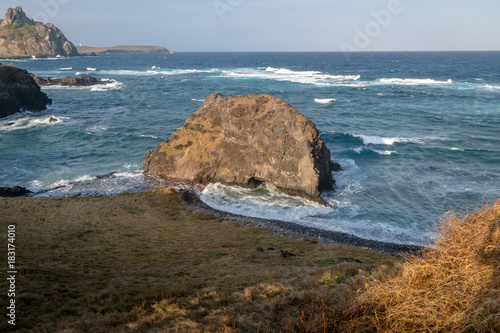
0,6 -> 78,59
77,45 -> 170,55
0,6 -> 170,59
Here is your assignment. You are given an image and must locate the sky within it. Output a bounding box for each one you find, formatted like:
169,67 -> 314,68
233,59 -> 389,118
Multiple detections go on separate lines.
2,0 -> 500,52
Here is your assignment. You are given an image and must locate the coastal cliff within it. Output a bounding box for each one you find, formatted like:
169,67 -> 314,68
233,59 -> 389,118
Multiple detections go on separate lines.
0,6 -> 78,58
143,93 -> 334,204
0,63 -> 52,117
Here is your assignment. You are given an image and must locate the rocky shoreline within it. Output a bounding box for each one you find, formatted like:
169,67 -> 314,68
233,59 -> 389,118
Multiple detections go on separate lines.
0,63 -> 52,117
179,189 -> 423,257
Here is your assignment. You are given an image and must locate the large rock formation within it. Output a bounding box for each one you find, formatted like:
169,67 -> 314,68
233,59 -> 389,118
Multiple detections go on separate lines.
0,6 -> 78,58
143,93 -> 334,204
0,64 -> 52,118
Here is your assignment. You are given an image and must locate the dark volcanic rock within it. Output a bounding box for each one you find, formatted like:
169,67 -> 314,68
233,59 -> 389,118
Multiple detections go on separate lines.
280,250 -> 296,258
61,75 -> 99,86
0,186 -> 32,197
33,74 -> 106,87
0,6 -> 78,58
330,161 -> 342,172
0,64 -> 52,118
143,93 -> 335,204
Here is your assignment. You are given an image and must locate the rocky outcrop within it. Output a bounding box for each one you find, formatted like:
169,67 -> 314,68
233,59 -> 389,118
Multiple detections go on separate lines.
0,186 -> 32,197
143,93 -> 334,204
32,74 -> 108,87
0,64 -> 52,118
0,6 -> 78,58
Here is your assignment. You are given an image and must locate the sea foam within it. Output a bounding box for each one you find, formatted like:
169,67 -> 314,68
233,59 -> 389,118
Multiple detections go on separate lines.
34,172 -> 169,198
0,115 -> 67,132
200,182 -> 334,222
314,98 -> 336,104
354,134 -> 426,146
379,78 -> 453,85
222,67 -> 360,86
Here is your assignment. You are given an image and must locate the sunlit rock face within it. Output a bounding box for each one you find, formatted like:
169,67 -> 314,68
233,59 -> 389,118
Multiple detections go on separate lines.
143,93 -> 334,204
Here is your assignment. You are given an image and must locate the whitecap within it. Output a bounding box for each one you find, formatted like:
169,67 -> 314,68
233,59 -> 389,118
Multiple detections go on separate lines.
157,68 -> 220,76
373,150 -> 396,156
354,134 -> 426,146
60,67 -> 72,70
0,115 -> 67,132
191,99 -> 205,102
98,68 -> 219,77
353,147 -> 363,154
74,174 -> 94,182
123,163 -> 141,170
222,67 -> 361,86
90,79 -> 124,91
32,116 -> 64,125
87,67 -> 97,71
51,179 -> 70,188
39,79 -> 123,91
98,69 -> 157,76
378,78 -> 453,85
85,125 -> 107,134
314,98 -> 336,104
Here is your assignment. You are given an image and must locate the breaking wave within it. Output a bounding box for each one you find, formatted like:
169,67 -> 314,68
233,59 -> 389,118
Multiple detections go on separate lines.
314,98 -> 336,104
353,134 -> 429,146
40,79 -> 123,91
33,172 -> 168,198
221,67 -> 360,86
200,182 -> 334,222
378,78 -> 453,85
0,115 -> 68,132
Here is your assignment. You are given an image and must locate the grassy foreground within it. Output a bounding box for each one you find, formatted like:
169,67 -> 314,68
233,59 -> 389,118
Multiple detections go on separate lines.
1,190 -> 395,332
0,191 -> 498,332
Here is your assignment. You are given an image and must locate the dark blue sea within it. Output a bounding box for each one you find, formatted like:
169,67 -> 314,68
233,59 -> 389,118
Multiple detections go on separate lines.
1,52 -> 499,244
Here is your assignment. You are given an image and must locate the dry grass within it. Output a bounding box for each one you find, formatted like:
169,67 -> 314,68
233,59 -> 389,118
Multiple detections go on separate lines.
344,200 -> 500,332
3,191 -> 496,332
0,191 -> 395,332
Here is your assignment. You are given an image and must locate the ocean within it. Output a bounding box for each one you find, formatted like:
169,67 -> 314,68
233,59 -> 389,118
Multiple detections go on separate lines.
1,52 -> 499,245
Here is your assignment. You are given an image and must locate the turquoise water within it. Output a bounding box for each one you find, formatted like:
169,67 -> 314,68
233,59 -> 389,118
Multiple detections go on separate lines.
1,52 -> 499,244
